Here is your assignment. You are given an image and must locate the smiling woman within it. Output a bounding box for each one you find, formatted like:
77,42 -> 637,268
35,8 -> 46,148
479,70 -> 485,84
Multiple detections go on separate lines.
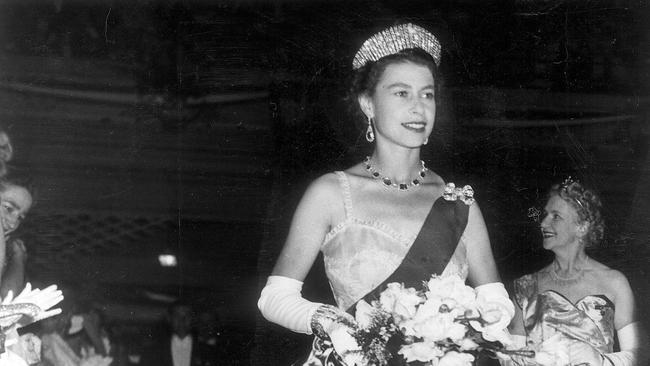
257,23 -> 514,366
0,181 -> 33,235
0,155 -> 35,299
507,178 -> 648,366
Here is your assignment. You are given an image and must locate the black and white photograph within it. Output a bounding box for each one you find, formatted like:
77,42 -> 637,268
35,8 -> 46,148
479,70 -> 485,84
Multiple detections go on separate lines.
0,0 -> 648,365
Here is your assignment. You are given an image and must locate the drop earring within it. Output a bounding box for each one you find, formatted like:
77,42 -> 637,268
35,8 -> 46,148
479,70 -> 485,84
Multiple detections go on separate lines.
423,137 -> 429,145
366,117 -> 375,143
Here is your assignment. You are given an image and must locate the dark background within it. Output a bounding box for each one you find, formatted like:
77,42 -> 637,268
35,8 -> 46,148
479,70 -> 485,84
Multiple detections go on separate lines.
0,0 -> 648,364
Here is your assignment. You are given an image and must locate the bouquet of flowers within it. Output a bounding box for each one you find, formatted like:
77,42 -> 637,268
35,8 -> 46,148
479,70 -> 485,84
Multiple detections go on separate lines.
330,275 -> 533,366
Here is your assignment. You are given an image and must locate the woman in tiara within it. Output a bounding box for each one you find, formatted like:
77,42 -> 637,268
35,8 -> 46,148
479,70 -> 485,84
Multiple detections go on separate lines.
507,179 -> 646,366
258,23 -> 514,365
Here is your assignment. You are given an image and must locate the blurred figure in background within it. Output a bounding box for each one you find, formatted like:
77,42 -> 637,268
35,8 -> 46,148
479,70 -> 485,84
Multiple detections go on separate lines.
0,129 -> 32,294
0,176 -> 35,298
194,309 -> 223,366
0,129 -> 64,366
39,289 -> 112,366
141,301 -> 217,366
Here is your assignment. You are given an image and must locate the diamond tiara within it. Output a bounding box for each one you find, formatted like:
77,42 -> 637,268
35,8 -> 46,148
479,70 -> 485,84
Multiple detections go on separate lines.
352,23 -> 441,70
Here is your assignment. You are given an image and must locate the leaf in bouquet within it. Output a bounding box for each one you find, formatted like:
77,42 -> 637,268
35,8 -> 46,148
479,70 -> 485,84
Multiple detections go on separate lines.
351,310 -> 403,366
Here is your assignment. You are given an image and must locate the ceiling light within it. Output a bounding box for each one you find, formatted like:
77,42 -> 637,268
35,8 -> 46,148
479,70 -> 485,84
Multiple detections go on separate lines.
158,254 -> 177,267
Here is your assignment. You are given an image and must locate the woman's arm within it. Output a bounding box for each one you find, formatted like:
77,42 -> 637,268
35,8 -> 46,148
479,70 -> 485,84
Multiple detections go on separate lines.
271,174 -> 340,279
462,203 -> 515,336
464,203 -> 500,286
0,239 -> 26,298
258,174 -> 345,334
0,221 -> 6,285
605,271 -> 648,366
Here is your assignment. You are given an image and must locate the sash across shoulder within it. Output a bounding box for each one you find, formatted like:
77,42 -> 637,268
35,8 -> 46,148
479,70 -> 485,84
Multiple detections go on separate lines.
348,196 -> 470,313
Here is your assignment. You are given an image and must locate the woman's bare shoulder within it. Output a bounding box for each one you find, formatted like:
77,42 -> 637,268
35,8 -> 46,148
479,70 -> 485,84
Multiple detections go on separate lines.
589,259 -> 631,297
343,161 -> 368,177
589,258 -> 624,280
305,172 -> 343,201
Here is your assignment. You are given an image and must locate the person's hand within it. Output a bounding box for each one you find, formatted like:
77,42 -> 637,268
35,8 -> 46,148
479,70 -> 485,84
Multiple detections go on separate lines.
5,283 -> 64,326
533,333 -> 570,366
0,200 -> 14,236
311,304 -> 363,365
8,239 -> 27,263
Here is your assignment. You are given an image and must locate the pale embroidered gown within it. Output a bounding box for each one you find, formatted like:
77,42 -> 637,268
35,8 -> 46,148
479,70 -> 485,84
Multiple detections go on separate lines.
321,172 -> 470,311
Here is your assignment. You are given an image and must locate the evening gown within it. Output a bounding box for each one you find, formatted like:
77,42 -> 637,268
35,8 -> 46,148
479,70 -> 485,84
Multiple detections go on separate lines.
303,171 -> 472,366
514,274 -> 615,356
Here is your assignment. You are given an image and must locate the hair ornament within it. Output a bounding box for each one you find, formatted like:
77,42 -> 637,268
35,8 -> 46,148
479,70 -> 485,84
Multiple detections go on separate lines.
442,182 -> 474,206
559,176 -> 585,210
560,176 -> 578,189
352,23 -> 441,70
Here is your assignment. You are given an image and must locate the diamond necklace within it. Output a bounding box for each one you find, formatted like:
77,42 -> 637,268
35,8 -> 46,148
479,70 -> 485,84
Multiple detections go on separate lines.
364,156 -> 427,191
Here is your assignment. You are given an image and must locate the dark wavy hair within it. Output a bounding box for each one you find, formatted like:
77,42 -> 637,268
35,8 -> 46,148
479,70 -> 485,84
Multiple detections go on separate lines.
549,179 -> 605,247
346,48 -> 441,131
0,170 -> 37,208
0,130 -> 13,178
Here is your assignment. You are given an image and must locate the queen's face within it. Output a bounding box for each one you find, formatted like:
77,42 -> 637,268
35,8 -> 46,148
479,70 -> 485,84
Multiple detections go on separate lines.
540,194 -> 583,251
361,62 -> 436,148
0,184 -> 32,234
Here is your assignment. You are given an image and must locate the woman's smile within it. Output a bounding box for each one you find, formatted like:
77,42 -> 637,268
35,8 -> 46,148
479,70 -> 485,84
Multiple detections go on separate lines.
401,121 -> 427,133
361,62 -> 436,148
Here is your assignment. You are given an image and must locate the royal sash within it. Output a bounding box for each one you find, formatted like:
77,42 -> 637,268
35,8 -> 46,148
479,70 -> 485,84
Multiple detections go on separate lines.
348,197 -> 469,313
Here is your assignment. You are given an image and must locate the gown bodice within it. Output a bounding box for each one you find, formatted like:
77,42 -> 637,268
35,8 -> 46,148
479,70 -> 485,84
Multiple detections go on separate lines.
321,172 -> 469,311
514,274 -> 616,353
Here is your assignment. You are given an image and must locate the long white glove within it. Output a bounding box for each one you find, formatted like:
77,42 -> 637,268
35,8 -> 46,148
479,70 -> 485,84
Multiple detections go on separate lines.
565,322 -> 642,366
475,282 -> 515,320
473,282 -> 516,345
604,352 -> 636,366
258,275 -> 359,346
0,283 -> 63,329
603,322 -> 642,366
257,275 -> 322,334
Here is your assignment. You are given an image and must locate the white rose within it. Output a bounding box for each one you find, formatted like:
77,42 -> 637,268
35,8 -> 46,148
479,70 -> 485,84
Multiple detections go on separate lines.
427,276 -> 476,312
398,341 -> 443,363
379,283 -> 403,312
411,312 -> 468,343
457,338 -> 480,351
354,300 -> 375,329
379,283 -> 422,320
329,327 -> 364,365
412,314 -> 447,341
446,321 -> 468,342
470,299 -> 513,345
438,351 -> 475,366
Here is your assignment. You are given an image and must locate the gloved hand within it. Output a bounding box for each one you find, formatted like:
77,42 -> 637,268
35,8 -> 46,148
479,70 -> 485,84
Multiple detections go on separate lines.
311,304 -> 364,366
1,283 -> 64,328
473,282 -> 516,346
533,333 -> 571,366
